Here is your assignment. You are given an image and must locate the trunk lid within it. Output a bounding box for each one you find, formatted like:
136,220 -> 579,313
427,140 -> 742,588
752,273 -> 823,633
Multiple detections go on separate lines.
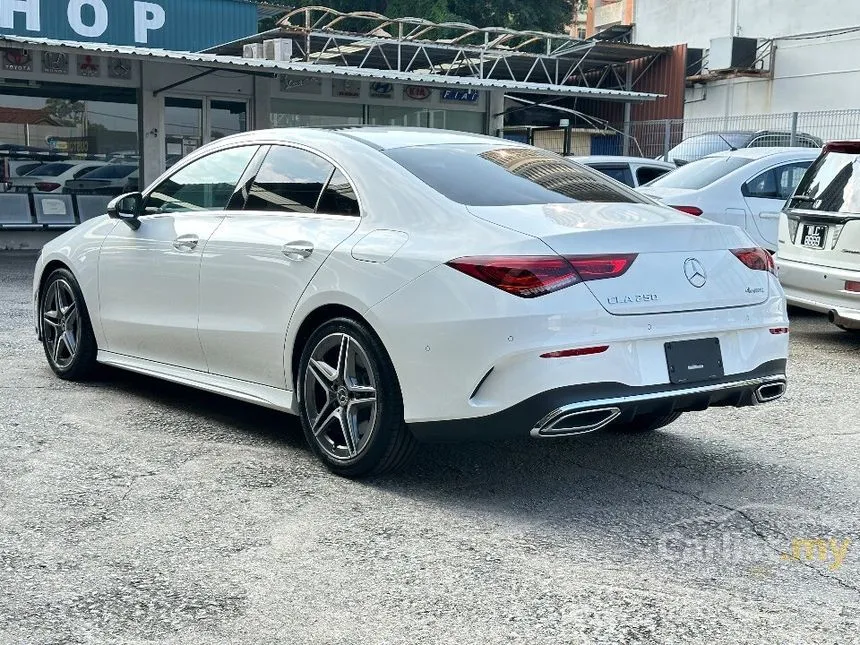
468,202 -> 770,315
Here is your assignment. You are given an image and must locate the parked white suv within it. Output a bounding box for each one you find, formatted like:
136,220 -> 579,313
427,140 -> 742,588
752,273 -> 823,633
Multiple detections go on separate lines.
776,142 -> 860,332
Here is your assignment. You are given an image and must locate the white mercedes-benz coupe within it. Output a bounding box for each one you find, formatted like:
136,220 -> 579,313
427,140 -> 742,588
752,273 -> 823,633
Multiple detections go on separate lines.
33,127 -> 789,477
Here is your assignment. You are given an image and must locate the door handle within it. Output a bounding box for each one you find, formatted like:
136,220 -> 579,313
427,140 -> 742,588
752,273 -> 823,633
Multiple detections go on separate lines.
172,234 -> 199,251
282,241 -> 314,261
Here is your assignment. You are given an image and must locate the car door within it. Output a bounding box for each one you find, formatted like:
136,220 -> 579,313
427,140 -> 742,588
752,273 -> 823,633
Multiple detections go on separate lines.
742,161 -> 812,249
198,144 -> 362,388
98,145 -> 258,370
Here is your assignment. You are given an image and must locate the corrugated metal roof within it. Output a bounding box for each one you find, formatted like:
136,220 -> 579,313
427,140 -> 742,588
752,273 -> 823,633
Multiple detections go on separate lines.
0,36 -> 662,102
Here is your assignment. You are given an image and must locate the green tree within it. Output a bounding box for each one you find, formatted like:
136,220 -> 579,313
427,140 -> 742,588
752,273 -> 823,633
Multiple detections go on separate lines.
44,98 -> 85,126
262,0 -> 576,34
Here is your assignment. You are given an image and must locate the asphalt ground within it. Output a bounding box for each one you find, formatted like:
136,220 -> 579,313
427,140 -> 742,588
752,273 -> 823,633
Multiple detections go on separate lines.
1,251 -> 858,644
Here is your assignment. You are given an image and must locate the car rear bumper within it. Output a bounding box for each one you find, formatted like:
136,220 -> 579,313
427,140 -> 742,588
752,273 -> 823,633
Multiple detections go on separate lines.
776,255 -> 860,327
408,360 -> 787,442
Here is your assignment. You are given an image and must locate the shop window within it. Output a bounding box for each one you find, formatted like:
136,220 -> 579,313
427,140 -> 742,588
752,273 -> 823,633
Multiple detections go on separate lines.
0,82 -> 139,192
245,146 -> 334,213
269,99 -> 362,128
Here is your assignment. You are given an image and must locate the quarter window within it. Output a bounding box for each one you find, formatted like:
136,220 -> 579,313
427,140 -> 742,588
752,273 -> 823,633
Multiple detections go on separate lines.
317,169 -> 360,216
145,146 -> 256,213
245,146 -> 334,213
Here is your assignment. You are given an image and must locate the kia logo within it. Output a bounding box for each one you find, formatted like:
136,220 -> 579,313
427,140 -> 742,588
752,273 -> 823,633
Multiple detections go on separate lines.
684,258 -> 707,288
404,85 -> 431,100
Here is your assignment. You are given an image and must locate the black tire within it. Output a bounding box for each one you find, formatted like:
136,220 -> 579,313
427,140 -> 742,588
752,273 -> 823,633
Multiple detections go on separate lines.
610,411 -> 682,434
39,268 -> 99,381
297,317 -> 417,478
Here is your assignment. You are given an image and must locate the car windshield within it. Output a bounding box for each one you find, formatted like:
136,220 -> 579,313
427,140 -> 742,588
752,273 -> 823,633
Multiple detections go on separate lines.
25,162 -> 74,177
385,144 -> 648,206
79,164 -> 136,179
789,151 -> 860,213
667,133 -> 751,161
647,155 -> 755,190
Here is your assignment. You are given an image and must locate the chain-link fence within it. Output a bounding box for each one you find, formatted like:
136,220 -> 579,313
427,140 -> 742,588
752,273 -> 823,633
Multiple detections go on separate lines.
511,109 -> 860,161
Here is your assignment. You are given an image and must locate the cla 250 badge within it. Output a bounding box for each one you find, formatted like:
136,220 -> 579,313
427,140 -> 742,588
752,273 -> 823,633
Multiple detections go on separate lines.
607,293 -> 659,305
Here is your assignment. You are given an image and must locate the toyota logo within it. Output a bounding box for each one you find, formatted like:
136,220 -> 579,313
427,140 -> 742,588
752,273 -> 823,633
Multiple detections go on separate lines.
684,258 -> 707,288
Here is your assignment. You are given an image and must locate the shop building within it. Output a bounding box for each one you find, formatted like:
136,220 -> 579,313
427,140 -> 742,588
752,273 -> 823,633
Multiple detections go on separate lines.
0,3 -> 664,249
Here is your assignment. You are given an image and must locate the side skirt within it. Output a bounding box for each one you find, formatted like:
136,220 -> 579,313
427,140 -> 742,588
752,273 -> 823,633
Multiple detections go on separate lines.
97,350 -> 297,414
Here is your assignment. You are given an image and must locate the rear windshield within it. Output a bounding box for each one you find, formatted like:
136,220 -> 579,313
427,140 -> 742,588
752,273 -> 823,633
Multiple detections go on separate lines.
79,164 -> 136,179
26,162 -> 73,177
647,155 -> 754,190
788,151 -> 860,213
385,144 -> 646,206
668,133 -> 751,161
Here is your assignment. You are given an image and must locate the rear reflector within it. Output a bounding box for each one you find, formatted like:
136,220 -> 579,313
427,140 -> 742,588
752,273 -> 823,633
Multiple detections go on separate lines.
671,205 -> 703,216
541,345 -> 609,358
35,182 -> 61,192
446,256 -> 579,298
447,253 -> 638,298
845,281 -> 860,293
565,254 -> 638,281
769,327 -> 790,335
731,248 -> 776,275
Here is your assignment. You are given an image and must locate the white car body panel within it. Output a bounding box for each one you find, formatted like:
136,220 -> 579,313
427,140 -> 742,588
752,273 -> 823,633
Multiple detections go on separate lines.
12,161 -> 107,193
33,128 -> 790,439
639,148 -> 819,252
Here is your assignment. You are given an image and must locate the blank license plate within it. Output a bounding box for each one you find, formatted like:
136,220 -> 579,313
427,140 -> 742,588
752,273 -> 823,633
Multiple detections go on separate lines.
801,224 -> 827,249
665,338 -> 724,384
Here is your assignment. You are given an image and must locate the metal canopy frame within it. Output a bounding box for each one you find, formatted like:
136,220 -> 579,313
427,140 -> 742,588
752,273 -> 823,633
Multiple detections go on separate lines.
1,35 -> 664,102
207,5 -> 666,93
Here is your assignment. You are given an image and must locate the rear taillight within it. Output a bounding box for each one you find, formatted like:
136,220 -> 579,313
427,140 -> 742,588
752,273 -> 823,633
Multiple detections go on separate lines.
671,205 -> 703,216
446,256 -> 580,298
35,182 -> 61,192
731,248 -> 776,275
446,254 -> 638,297
845,281 -> 860,293
541,345 -> 609,358
565,254 -> 637,281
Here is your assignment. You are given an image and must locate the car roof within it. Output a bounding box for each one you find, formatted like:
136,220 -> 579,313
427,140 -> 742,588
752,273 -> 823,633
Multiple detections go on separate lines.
218,126 -> 510,151
703,146 -> 821,161
568,155 -> 675,168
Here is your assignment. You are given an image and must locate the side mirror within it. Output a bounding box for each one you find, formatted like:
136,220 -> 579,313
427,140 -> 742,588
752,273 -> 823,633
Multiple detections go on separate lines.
107,192 -> 143,230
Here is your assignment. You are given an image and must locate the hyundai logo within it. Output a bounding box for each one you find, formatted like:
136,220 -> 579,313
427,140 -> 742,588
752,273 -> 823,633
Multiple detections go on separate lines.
684,258 -> 707,288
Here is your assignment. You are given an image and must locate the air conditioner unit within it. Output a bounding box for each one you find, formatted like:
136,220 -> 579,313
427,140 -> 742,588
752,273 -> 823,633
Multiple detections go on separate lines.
709,36 -> 757,71
263,38 -> 293,62
243,43 -> 264,59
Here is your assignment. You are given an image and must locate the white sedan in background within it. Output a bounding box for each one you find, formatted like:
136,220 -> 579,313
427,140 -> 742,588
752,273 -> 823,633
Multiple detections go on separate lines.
566,155 -> 676,188
638,148 -> 820,252
11,160 -> 107,193
33,128 -> 789,477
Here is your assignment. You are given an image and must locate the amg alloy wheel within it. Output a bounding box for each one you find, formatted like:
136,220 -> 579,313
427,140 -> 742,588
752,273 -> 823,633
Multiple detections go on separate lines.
298,318 -> 417,477
40,268 -> 98,380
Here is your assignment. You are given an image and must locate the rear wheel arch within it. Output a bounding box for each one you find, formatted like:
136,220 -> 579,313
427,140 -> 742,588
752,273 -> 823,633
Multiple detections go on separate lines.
289,304 -> 389,391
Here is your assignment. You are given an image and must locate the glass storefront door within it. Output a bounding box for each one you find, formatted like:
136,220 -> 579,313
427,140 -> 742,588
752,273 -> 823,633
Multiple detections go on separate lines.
164,97 -> 248,166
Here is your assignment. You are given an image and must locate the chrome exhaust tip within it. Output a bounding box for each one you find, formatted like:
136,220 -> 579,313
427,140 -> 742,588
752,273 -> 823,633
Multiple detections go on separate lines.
755,381 -> 786,404
532,406 -> 621,438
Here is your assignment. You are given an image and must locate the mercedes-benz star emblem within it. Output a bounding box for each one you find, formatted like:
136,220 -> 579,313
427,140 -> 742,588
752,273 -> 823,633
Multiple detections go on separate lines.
684,258 -> 707,288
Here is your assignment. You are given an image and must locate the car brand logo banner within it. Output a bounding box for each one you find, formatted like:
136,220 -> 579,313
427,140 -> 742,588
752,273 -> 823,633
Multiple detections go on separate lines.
404,85 -> 431,100
440,88 -> 480,103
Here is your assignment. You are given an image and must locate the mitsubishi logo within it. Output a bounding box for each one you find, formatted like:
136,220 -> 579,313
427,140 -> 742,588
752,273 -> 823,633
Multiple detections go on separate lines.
684,258 -> 707,288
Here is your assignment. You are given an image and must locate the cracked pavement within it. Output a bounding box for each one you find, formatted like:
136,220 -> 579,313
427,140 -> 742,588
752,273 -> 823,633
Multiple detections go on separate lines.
1,251 -> 858,644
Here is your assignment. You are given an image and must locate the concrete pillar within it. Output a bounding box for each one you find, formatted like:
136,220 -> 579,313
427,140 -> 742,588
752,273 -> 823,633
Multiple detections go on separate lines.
253,74 -> 274,131
488,90 -> 505,137
139,61 -> 165,187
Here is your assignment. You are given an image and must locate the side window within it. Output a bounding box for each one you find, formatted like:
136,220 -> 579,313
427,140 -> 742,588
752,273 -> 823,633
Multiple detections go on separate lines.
744,162 -> 811,200
744,168 -> 778,198
591,165 -> 634,187
73,166 -> 98,178
145,146 -> 256,213
775,162 -> 812,200
316,169 -> 360,216
635,166 -> 670,186
245,146 -> 334,213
